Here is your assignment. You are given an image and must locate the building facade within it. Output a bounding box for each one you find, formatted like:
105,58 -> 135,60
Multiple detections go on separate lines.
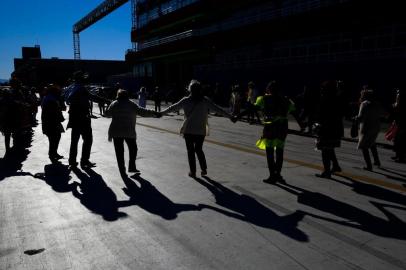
126,0 -> 406,102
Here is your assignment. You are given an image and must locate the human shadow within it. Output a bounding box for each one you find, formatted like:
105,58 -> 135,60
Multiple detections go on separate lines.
71,168 -> 126,221
331,174 -> 406,206
34,163 -> 73,193
378,167 -> 406,179
275,182 -> 406,239
0,130 -> 33,181
119,175 -> 201,220
195,176 -> 308,242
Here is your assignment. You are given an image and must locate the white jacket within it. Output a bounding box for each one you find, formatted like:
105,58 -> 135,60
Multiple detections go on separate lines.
163,96 -> 231,135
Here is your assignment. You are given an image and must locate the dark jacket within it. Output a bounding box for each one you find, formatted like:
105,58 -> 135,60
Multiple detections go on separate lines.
41,94 -> 64,135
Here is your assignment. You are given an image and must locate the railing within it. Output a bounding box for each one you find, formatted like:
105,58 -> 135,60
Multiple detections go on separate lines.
135,0 -> 351,50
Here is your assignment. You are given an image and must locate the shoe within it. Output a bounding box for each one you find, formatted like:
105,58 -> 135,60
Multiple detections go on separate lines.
275,174 -> 286,183
263,176 -> 277,184
69,161 -> 78,168
80,161 -> 96,168
201,170 -> 207,177
373,161 -> 381,167
363,166 -> 372,171
315,172 -> 331,178
55,154 -> 64,160
188,172 -> 196,178
331,166 -> 342,173
129,166 -> 140,174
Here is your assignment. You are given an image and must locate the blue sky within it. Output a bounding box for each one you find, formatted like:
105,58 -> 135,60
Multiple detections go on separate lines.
0,0 -> 132,79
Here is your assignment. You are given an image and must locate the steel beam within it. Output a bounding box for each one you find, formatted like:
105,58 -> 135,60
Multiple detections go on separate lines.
73,0 -> 129,33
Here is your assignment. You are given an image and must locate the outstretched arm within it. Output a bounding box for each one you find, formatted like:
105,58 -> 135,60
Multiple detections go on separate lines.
205,97 -> 233,119
161,97 -> 187,115
134,103 -> 159,117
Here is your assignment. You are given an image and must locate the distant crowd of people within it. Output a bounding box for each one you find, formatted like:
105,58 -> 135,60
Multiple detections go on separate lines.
1,72 -> 405,184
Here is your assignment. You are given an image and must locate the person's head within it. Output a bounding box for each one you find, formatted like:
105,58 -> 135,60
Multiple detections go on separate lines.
188,79 -> 203,101
116,89 -> 129,100
45,84 -> 61,96
248,81 -> 255,89
320,80 -> 337,99
360,89 -> 374,102
140,86 -> 146,93
265,80 -> 278,95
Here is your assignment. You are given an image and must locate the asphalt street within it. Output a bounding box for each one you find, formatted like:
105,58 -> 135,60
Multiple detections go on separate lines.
1,104 -> 405,270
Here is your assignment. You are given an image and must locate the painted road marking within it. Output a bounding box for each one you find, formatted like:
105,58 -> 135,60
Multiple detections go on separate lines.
138,122 -> 406,193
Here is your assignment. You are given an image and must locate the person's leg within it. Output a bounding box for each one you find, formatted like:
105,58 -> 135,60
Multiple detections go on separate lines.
158,102 -> 161,112
317,148 -> 332,178
47,133 -> 60,160
362,148 -> 372,170
81,125 -> 93,165
370,144 -> 381,166
265,146 -> 276,179
69,128 -> 80,166
331,148 -> 341,172
125,137 -> 138,172
113,138 -> 126,174
4,132 -> 11,152
184,134 -> 196,176
194,135 -> 207,174
275,147 -> 284,179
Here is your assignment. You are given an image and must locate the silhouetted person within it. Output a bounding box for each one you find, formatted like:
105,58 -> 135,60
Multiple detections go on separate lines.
315,81 -> 344,178
162,80 -> 234,178
1,78 -> 30,154
41,84 -> 65,163
245,81 -> 261,124
230,84 -> 242,116
65,71 -> 94,168
137,86 -> 147,108
105,89 -> 159,176
237,81 -> 296,183
152,86 -> 161,112
356,89 -> 381,170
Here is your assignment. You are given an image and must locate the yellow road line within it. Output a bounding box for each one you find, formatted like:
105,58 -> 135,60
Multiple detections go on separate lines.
138,122 -> 406,192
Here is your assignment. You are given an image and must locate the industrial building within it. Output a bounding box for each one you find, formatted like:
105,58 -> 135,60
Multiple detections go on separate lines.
14,45 -> 130,87
124,0 -> 405,102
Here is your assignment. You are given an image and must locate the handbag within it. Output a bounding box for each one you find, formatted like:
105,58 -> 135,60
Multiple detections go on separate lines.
385,121 -> 398,141
350,118 -> 358,138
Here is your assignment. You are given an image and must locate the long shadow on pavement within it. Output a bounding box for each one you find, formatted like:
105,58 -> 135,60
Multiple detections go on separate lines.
119,174 -> 201,220
275,182 -> 406,240
0,130 -> 34,181
195,176 -> 308,242
71,167 -> 127,221
34,163 -> 73,192
331,174 -> 406,206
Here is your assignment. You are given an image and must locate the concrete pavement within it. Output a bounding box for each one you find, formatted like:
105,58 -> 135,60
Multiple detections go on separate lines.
0,105 -> 405,270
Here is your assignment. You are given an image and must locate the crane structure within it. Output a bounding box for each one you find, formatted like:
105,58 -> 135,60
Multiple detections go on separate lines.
73,0 -> 135,60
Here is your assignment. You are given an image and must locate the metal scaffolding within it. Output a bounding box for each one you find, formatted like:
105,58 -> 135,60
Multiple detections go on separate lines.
72,0 -> 130,59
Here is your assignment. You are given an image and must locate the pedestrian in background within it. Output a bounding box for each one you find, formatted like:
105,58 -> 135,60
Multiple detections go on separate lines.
246,81 -> 261,124
315,80 -> 344,178
153,86 -> 161,112
41,84 -> 65,163
356,89 -> 381,170
162,80 -> 234,178
137,86 -> 147,108
105,89 -> 159,176
230,84 -> 242,116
